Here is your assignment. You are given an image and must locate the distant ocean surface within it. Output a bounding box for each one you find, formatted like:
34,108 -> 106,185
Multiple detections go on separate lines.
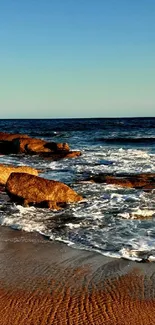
0,117 -> 155,262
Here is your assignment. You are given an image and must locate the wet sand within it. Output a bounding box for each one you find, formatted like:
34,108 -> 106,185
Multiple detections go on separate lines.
0,227 -> 155,324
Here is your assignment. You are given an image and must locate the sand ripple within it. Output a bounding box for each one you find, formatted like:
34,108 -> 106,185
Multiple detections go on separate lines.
0,228 -> 155,324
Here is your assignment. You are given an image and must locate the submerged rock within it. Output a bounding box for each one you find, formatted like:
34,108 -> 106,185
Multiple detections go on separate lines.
0,164 -> 39,185
40,150 -> 81,160
6,173 -> 83,210
84,173 -> 155,190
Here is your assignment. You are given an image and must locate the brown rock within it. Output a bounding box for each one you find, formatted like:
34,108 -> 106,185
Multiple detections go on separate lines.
0,133 -> 30,154
44,142 -> 70,152
85,173 -> 155,190
12,138 -> 47,154
16,138 -> 71,155
6,173 -> 83,210
27,141 -> 70,155
27,142 -> 51,154
0,136 -> 70,155
41,150 -> 81,160
0,164 -> 39,185
63,151 -> 81,158
0,132 -> 81,159
0,132 -> 29,141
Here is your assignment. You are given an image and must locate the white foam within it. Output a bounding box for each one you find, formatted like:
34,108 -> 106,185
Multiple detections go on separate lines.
131,209 -> 155,218
119,248 -> 145,261
50,235 -> 74,246
66,223 -> 81,229
148,256 -> 155,262
118,209 -> 155,219
118,212 -> 131,219
0,205 -> 47,233
48,161 -> 61,169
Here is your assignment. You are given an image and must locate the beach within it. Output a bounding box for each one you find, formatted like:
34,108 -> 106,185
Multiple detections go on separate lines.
0,0 -> 154,319
1,118 -> 155,262
0,0 -> 154,317
0,119 -> 155,324
0,226 -> 155,325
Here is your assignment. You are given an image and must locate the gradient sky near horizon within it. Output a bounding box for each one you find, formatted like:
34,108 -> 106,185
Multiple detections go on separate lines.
0,0 -> 155,118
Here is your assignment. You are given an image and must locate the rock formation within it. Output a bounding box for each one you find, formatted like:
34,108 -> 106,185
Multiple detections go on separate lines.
0,132 -> 30,141
83,173 -> 155,190
0,132 -> 81,159
0,164 -> 39,185
6,173 -> 83,210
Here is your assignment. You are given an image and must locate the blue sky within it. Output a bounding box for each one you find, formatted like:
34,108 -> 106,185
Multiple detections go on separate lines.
0,0 -> 155,118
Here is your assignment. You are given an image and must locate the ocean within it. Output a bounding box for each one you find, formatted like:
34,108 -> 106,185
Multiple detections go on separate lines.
0,117 -> 155,262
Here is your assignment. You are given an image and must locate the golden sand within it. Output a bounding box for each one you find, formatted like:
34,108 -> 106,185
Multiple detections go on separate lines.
0,268 -> 155,325
0,228 -> 155,325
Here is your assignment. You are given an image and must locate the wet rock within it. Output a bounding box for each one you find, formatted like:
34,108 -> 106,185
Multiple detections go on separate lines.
63,151 -> 81,158
84,173 -> 155,190
0,132 -> 81,159
0,141 -> 15,154
0,132 -> 30,141
44,142 -> 70,152
41,150 -> 81,160
0,164 -> 39,185
6,173 -> 83,210
12,137 -> 48,154
0,133 -> 30,154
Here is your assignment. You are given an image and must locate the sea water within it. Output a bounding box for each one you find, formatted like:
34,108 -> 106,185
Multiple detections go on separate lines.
0,118 -> 155,261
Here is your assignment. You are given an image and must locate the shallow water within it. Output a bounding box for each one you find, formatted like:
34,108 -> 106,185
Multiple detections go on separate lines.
0,118 -> 155,261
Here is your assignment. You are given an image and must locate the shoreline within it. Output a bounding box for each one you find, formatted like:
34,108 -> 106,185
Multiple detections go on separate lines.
0,226 -> 155,324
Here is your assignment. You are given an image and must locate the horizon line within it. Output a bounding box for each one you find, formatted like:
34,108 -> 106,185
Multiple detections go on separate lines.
0,116 -> 155,120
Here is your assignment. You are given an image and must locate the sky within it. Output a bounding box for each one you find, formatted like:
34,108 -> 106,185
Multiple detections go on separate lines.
0,0 -> 155,118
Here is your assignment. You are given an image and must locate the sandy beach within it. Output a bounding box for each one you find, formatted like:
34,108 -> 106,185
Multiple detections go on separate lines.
0,226 -> 154,325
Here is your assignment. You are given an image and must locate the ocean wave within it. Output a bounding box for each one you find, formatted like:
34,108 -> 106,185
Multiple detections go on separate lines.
0,118 -> 155,262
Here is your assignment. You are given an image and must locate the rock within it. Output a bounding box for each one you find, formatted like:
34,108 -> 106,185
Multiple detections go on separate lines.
0,132 -> 81,159
27,141 -> 70,155
0,141 -> 15,154
41,150 -> 81,160
6,173 -> 83,210
0,133 -> 30,154
0,164 -> 39,185
20,139 -> 70,155
0,132 -> 30,141
44,142 -> 70,152
84,173 -> 155,190
12,138 -> 71,155
12,138 -> 48,154
63,151 -> 81,158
